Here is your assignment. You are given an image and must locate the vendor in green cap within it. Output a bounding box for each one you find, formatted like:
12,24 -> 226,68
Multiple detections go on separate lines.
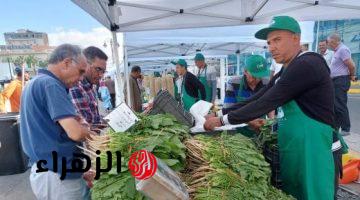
204,16 -> 344,200
224,55 -> 269,108
194,53 -> 217,104
173,59 -> 206,111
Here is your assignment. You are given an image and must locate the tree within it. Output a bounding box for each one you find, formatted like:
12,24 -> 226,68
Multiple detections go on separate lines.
12,56 -> 25,67
38,60 -> 48,68
25,55 -> 38,69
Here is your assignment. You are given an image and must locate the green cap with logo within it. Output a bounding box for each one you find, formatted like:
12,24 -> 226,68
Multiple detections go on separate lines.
255,16 -> 301,40
245,55 -> 269,78
194,53 -> 205,61
172,59 -> 188,68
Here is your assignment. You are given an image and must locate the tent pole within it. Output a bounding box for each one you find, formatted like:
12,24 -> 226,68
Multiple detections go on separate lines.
315,20 -> 320,52
220,57 -> 226,103
22,64 -> 25,90
111,31 -> 121,106
123,33 -> 131,106
236,53 -> 240,76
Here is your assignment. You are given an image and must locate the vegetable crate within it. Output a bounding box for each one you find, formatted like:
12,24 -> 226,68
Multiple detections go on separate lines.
149,90 -> 194,127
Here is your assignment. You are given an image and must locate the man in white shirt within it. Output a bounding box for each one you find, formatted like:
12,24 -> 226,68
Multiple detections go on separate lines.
318,39 -> 334,68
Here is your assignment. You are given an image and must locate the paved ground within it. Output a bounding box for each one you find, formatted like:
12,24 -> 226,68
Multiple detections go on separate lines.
1,95 -> 359,200
345,94 -> 360,153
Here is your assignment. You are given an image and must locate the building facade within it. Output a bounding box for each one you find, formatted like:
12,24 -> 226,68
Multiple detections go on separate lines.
314,19 -> 360,78
0,29 -> 53,75
4,29 -> 49,46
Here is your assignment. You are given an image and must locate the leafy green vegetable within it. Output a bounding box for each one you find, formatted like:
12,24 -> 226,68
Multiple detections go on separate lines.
185,133 -> 294,200
91,114 -> 189,200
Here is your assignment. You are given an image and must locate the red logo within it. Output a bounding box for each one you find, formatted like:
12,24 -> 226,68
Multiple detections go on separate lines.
128,150 -> 157,180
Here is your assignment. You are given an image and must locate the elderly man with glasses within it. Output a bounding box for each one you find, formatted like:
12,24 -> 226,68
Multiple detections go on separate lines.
69,46 -> 108,125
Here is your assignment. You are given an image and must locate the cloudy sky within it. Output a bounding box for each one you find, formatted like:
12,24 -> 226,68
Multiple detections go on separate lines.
0,0 -> 123,69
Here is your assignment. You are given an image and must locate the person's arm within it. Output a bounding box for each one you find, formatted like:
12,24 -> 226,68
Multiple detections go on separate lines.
340,48 -> 356,81
188,73 -> 206,100
219,72 -> 280,116
223,59 -> 320,125
58,117 -> 92,141
344,58 -> 356,81
1,81 -> 17,100
46,84 -> 93,141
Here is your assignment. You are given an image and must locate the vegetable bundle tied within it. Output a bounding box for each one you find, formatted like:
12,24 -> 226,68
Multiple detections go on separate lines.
185,133 -> 294,200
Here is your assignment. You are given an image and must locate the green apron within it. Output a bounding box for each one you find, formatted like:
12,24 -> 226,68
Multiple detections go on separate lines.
181,74 -> 197,111
236,77 -> 246,102
278,100 -> 335,200
198,67 -> 212,102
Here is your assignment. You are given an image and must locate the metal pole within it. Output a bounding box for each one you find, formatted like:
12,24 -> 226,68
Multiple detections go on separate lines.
21,63 -> 25,90
111,31 -> 121,106
7,57 -> 12,79
123,33 -> 131,106
220,57 -> 226,103
236,53 -> 240,76
315,20 -> 320,52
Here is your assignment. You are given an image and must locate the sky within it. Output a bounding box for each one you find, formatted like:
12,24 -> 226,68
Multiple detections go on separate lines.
0,0 -> 314,69
0,0 -> 122,67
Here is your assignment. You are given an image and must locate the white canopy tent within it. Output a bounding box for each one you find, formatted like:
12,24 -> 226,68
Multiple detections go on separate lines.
72,0 -> 360,104
125,21 -> 314,69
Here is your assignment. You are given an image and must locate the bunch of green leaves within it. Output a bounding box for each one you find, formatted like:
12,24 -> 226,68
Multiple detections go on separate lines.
91,114 -> 189,200
254,119 -> 278,150
190,133 -> 293,200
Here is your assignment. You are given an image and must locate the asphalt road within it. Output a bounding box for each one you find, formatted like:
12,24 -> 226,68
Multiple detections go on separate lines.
348,94 -> 360,135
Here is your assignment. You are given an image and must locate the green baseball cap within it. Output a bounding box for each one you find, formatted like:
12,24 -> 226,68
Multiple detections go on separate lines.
172,59 -> 187,68
255,16 -> 301,40
194,53 -> 205,61
245,55 -> 269,78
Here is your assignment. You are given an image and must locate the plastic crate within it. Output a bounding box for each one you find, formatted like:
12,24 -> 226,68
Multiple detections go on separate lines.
263,143 -> 282,189
149,90 -> 194,127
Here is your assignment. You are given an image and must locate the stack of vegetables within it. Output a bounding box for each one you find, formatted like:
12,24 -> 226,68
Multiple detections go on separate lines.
87,114 -> 292,200
89,114 -> 189,200
184,133 -> 293,200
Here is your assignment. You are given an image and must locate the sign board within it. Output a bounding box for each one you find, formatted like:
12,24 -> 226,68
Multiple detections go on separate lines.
104,102 -> 139,132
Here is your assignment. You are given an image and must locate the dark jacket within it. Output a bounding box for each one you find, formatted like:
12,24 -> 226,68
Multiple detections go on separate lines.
183,71 -> 206,100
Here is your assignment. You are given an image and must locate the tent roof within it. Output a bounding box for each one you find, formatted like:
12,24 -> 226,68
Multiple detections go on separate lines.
124,21 -> 314,60
72,0 -> 360,32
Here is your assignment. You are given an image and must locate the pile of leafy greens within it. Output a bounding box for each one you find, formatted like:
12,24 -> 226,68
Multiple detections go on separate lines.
91,114 -> 189,200
185,133 -> 294,200
91,114 -> 292,200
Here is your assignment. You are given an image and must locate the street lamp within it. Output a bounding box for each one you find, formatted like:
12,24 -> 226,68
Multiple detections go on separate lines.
103,38 -> 120,65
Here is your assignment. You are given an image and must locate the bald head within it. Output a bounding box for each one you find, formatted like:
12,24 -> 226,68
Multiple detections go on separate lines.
328,33 -> 341,42
327,33 -> 341,50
